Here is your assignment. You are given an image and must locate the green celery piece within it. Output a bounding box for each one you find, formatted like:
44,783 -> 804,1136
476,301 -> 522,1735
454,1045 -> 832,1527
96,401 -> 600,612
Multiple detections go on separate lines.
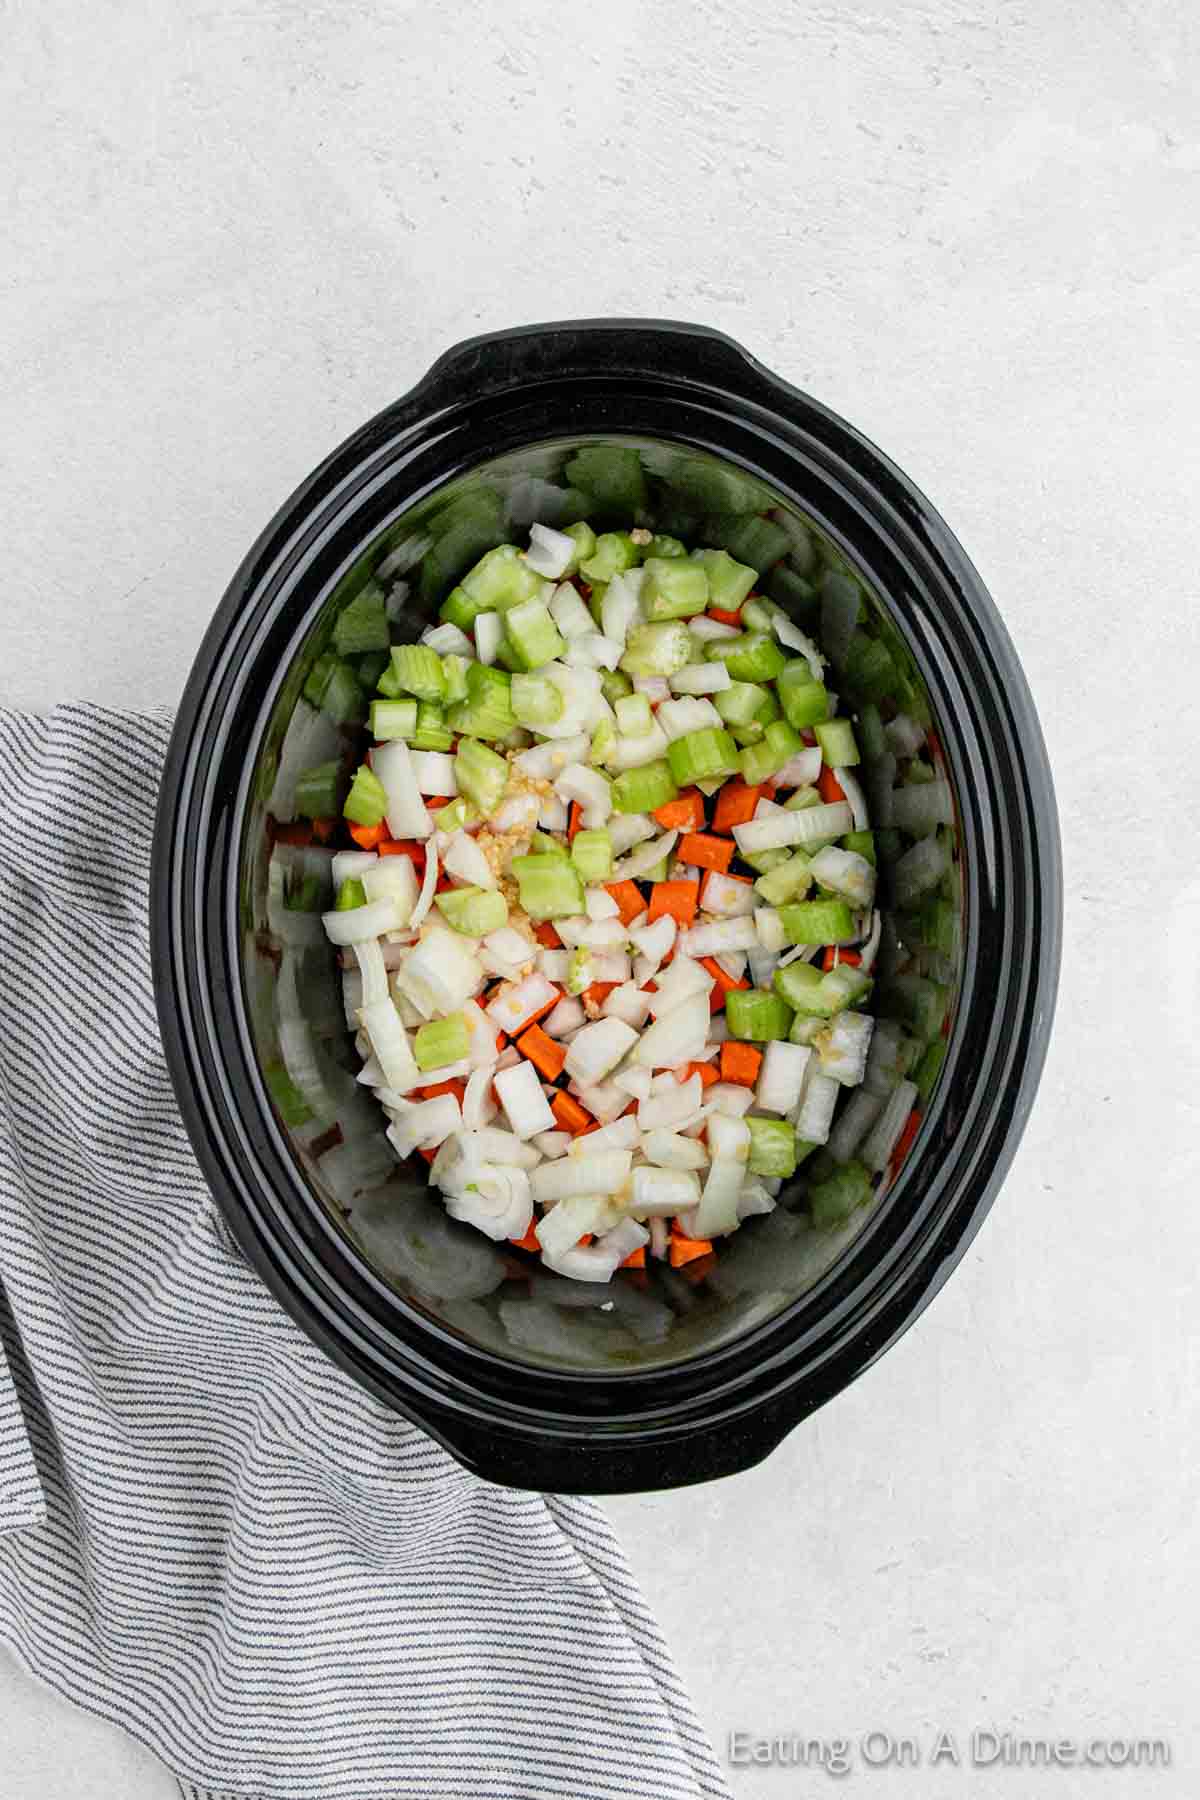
571,828 -> 614,883
725,989 -> 794,1042
620,621 -> 693,678
777,662 -> 830,730
783,785 -> 822,813
591,718 -> 617,766
692,548 -> 757,613
739,719 -> 803,786
741,845 -> 791,875
529,830 -> 569,859
649,533 -> 687,559
511,854 -> 586,921
843,829 -> 876,866
447,662 -> 514,740
440,584 -> 493,631
459,543 -> 549,614
434,886 -> 508,936
614,692 -> 653,737
714,681 -> 773,728
343,764 -> 389,828
441,654 -> 470,708
705,632 -> 786,683
388,644 -> 446,705
333,583 -> 390,656
666,727 -> 739,786
580,531 -> 639,585
610,760 -> 678,814
777,899 -> 855,946
814,717 -> 860,767
754,851 -> 813,906
567,946 -> 593,994
600,668 -> 634,704
503,597 -> 566,671
746,1116 -> 798,1179
369,698 -> 418,741
334,877 -> 367,912
413,1012 -> 470,1073
560,520 -> 597,576
454,737 -> 509,815
810,1159 -> 873,1227
511,672 -> 564,727
641,556 -> 710,621
411,704 -> 454,752
434,795 -> 480,834
294,759 -> 343,820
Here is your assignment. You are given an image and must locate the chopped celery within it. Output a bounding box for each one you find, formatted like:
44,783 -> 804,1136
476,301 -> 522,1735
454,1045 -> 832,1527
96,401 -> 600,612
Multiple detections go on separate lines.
691,548 -> 756,612
440,584 -> 493,631
413,1012 -> 470,1073
447,662 -> 514,740
814,718 -> 860,767
441,654 -> 470,708
783,785 -> 822,813
511,854 -> 586,921
714,681 -> 773,729
581,531 -> 639,584
620,621 -> 693,677
459,543 -> 548,614
610,760 -> 678,814
725,989 -> 794,1042
777,663 -> 830,729
294,760 -> 343,819
334,876 -> 366,912
741,845 -> 791,874
511,672 -> 565,727
746,1116 -> 798,1179
601,669 -> 634,704
454,737 -> 509,815
591,719 -> 617,766
567,946 -> 593,994
571,828 -> 613,883
705,633 -> 786,683
843,829 -> 876,866
411,703 -> 454,751
435,886 -> 509,936
810,1160 -> 873,1226
641,556 -> 709,620
739,719 -> 803,785
666,726 -> 739,786
649,533 -> 687,559
504,597 -> 566,671
434,795 -> 480,834
777,899 -> 856,946
333,583 -> 390,656
369,698 -> 418,741
754,851 -> 813,906
343,764 -> 389,828
774,960 -> 870,1017
615,693 -> 653,737
388,644 -> 446,705
560,520 -> 597,576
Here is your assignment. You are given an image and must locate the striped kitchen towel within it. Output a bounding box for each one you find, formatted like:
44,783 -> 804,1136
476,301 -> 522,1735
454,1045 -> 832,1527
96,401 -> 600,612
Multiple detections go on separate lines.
0,704 -> 731,1800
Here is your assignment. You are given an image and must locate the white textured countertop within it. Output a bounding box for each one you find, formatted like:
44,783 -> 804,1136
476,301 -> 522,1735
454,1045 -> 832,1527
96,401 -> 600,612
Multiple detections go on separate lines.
3,0 -> 1197,1793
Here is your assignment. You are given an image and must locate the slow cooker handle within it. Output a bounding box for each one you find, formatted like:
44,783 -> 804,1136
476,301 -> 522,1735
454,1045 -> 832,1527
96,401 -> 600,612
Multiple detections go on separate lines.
407,316 -> 779,415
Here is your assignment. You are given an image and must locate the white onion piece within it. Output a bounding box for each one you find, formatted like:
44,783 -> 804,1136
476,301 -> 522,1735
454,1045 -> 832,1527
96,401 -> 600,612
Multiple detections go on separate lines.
770,610 -> 825,681
494,1060 -> 556,1140
462,1067 -> 498,1131
526,522 -> 575,579
353,939 -> 390,1009
410,836 -> 439,928
772,747 -> 823,789
514,734 -> 590,780
322,897 -> 403,946
669,662 -> 731,695
835,765 -> 871,832
611,828 -> 679,881
373,740 -> 433,842
475,612 -> 504,665
443,829 -> 496,890
331,850 -> 378,886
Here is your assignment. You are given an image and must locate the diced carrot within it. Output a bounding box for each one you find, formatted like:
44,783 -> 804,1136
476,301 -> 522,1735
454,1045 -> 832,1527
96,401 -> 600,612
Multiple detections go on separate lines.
889,1108 -> 922,1177
516,1024 -> 566,1081
707,606 -> 743,627
605,880 -> 645,926
680,1059 -> 719,1089
669,1229 -> 714,1267
495,1031 -> 507,1052
426,794 -> 452,810
378,839 -> 425,864
817,766 -> 846,805
551,1091 -> 592,1136
700,955 -> 750,1014
310,816 -> 337,843
435,874 -> 455,892
620,1246 -> 646,1269
272,820 -> 313,846
417,1146 -> 436,1165
720,1041 -> 762,1087
680,1250 -> 718,1284
582,981 -> 618,1008
681,832 -> 734,874
711,777 -> 762,834
534,921 -> 562,948
648,880 -> 698,928
821,946 -> 863,972
653,788 -> 705,832
510,1219 -> 541,1252
576,1234 -> 593,1247
568,801 -> 584,840
349,820 -> 389,849
418,1078 -> 467,1103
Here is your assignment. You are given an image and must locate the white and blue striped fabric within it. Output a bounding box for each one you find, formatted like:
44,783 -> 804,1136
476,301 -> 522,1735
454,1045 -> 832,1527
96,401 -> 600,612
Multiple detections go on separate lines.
0,705 -> 731,1800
